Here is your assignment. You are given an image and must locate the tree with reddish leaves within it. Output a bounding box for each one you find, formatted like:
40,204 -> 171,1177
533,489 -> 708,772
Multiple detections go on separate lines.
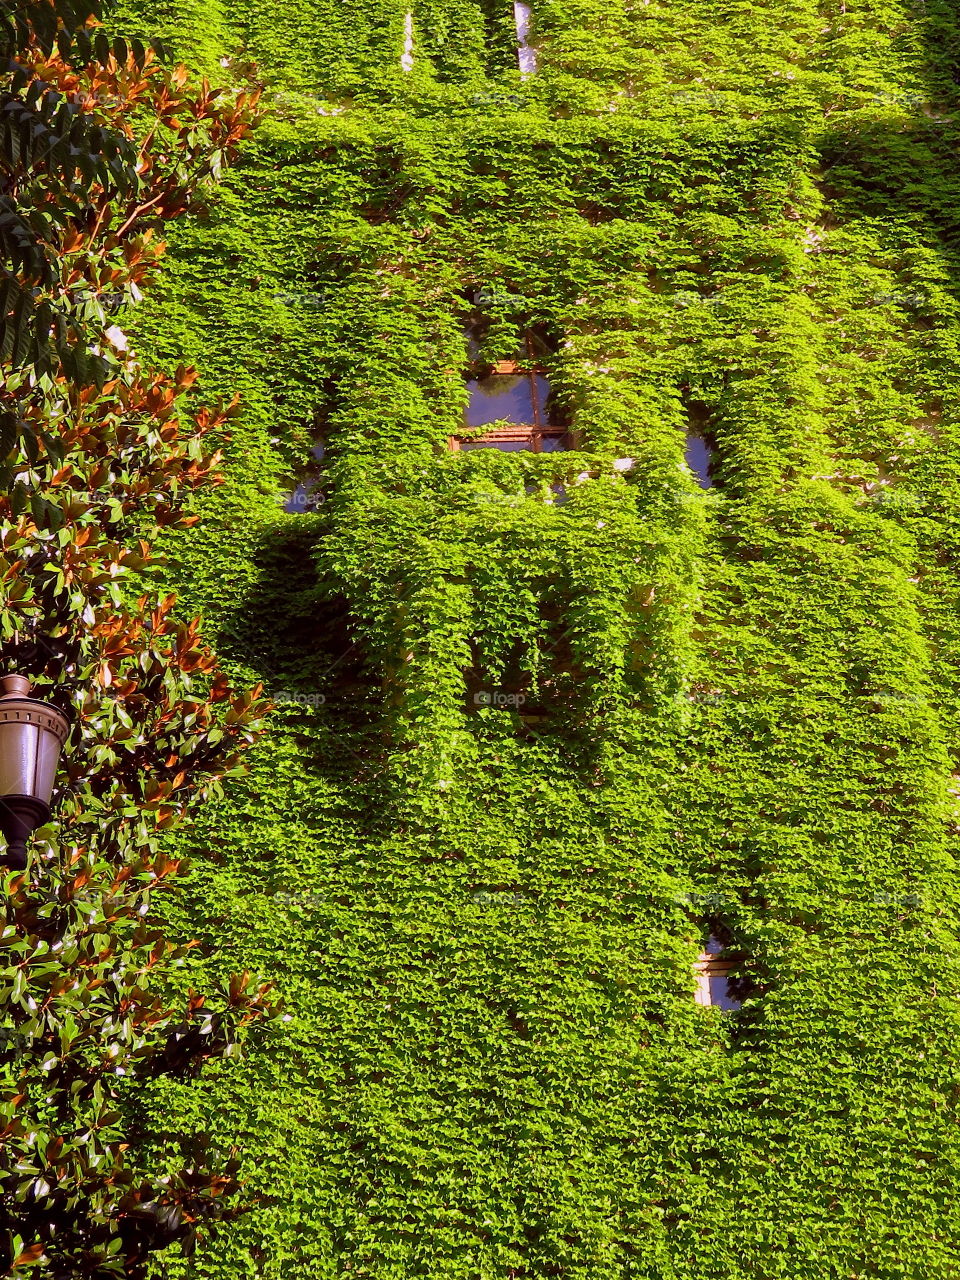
0,3 -> 273,1276
0,0 -> 259,447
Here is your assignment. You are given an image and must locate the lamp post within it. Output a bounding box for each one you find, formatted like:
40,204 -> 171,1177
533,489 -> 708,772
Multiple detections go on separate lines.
0,674 -> 69,871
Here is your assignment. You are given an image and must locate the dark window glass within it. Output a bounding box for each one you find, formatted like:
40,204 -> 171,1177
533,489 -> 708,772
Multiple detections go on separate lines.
531,373 -> 550,408
465,373 -> 539,428
283,482 -> 323,514
708,971 -> 742,1011
686,434 -> 714,488
462,437 -> 532,452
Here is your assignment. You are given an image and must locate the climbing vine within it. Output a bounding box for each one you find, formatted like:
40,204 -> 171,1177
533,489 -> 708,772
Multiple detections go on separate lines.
94,0 -> 960,1276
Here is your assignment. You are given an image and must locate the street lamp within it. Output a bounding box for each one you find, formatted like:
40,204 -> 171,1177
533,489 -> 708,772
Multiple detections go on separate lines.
0,674 -> 69,871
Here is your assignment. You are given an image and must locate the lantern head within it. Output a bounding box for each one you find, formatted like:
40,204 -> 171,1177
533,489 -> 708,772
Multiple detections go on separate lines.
0,675 -> 69,872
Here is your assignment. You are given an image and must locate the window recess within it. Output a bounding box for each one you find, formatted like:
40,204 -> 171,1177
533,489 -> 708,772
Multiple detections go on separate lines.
401,11 -> 414,71
693,935 -> 745,1011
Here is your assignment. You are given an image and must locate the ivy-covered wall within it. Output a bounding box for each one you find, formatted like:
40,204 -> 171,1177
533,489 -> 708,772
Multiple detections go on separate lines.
110,0 -> 960,1275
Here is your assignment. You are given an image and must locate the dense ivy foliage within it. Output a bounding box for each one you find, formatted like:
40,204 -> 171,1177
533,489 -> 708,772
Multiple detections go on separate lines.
104,0 -> 960,1275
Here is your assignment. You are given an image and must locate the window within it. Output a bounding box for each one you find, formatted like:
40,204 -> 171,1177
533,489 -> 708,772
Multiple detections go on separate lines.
514,1 -> 537,75
685,432 -> 714,488
401,11 -> 414,72
452,331 -> 570,453
693,935 -> 743,1010
684,398 -> 717,488
283,443 -> 325,513
283,482 -> 323,514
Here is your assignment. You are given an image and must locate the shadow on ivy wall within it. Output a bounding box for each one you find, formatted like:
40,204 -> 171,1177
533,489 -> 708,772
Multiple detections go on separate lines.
212,517 -> 399,829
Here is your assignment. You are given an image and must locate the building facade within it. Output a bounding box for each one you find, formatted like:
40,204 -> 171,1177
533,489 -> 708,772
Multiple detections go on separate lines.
118,0 -> 960,1275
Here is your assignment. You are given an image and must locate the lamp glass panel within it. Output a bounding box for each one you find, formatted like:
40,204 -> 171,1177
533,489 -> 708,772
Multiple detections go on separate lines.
34,729 -> 62,806
0,721 -> 40,798
0,718 -> 63,805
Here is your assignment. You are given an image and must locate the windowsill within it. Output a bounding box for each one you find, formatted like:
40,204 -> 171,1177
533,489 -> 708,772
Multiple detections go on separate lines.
450,428 -> 574,453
